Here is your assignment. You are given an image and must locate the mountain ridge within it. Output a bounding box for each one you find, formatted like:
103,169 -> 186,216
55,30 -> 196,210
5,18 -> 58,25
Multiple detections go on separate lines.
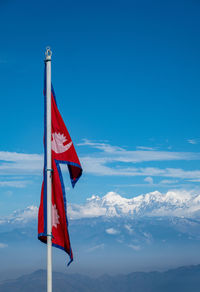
1,264 -> 200,292
2,190 -> 200,223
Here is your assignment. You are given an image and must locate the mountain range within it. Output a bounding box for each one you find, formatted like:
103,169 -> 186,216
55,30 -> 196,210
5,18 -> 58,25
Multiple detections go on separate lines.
1,264 -> 200,292
2,190 -> 200,224
1,190 -> 200,277
68,190 -> 200,219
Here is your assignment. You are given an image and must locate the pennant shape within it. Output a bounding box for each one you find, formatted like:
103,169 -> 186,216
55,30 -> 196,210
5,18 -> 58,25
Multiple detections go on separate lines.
38,70 -> 82,265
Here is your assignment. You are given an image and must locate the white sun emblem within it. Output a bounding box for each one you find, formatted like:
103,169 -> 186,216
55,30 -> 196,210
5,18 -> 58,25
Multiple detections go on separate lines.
52,204 -> 60,228
51,132 -> 72,154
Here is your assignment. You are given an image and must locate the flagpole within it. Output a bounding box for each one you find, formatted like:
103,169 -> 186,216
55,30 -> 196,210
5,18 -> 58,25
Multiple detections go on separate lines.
45,47 -> 52,292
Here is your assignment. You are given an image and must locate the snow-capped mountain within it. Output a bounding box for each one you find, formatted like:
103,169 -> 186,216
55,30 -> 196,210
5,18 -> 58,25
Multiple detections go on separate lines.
0,205 -> 38,226
1,190 -> 200,277
2,190 -> 200,224
68,190 -> 200,219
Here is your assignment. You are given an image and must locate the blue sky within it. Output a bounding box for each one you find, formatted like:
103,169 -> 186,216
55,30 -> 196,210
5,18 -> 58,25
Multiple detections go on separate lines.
1,0 -> 200,215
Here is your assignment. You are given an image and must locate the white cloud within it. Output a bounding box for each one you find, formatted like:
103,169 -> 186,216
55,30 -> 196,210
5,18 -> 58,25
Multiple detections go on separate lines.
106,228 -> 120,235
124,224 -> 133,234
144,177 -> 153,184
187,139 -> 199,145
1,140 -> 200,185
160,179 -> 179,185
79,140 -> 200,163
0,152 -> 42,162
143,232 -> 152,243
0,180 -> 31,188
0,151 -> 43,176
78,139 -> 124,153
87,244 -> 104,252
0,206 -> 38,225
79,140 -> 200,181
136,146 -> 156,150
128,244 -> 141,251
68,202 -> 106,219
81,156 -> 200,180
11,206 -> 38,223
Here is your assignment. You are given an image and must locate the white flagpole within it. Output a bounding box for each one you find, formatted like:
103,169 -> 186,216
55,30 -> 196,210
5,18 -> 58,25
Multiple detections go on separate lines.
45,47 -> 52,292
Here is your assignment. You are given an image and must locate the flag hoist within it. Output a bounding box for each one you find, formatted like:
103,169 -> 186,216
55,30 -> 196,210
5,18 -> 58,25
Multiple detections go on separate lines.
38,48 -> 82,292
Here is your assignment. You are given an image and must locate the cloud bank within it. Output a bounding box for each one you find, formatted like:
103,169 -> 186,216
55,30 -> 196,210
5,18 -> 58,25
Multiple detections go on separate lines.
1,140 -> 200,187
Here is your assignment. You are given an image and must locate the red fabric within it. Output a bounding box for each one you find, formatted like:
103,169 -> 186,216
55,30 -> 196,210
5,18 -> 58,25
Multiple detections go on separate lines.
51,93 -> 82,180
38,89 -> 82,264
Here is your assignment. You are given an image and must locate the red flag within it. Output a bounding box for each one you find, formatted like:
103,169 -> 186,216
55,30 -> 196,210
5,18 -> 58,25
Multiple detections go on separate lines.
38,75 -> 82,265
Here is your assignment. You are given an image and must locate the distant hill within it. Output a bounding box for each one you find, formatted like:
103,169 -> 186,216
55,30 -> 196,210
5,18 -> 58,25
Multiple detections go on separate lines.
1,264 -> 200,292
1,191 -> 200,277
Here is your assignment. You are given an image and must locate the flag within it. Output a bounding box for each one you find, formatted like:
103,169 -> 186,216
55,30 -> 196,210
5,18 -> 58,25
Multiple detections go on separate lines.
38,67 -> 82,265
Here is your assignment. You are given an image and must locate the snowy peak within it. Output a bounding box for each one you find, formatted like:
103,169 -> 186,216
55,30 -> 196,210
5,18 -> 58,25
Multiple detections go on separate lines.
12,205 -> 38,221
102,192 -> 126,204
0,206 -> 38,225
69,190 -> 200,219
2,190 -> 200,223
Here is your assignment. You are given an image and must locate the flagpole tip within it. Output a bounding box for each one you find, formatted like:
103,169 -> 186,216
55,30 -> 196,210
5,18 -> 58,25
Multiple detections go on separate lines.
45,47 -> 52,61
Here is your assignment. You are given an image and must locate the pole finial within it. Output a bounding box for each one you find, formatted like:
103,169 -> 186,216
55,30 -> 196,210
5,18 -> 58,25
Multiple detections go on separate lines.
45,47 -> 52,61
